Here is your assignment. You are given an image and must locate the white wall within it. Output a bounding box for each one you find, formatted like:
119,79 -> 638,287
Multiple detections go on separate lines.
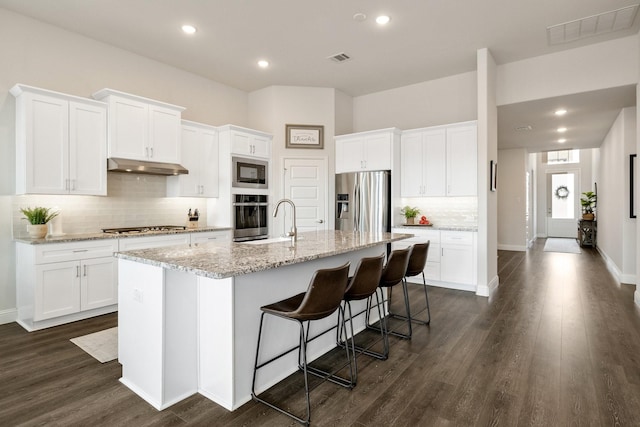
0,9 -> 249,321
498,148 -> 527,251
477,48 -> 499,297
597,107 -> 637,283
497,36 -> 638,105
248,86 -> 337,234
352,72 -> 477,132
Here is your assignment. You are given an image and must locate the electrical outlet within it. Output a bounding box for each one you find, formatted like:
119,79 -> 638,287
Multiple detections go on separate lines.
133,288 -> 143,303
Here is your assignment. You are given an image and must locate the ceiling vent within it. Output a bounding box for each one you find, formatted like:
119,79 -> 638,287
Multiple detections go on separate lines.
515,125 -> 533,132
328,52 -> 352,63
547,4 -> 639,45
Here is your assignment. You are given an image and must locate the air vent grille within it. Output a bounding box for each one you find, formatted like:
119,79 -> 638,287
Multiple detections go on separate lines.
515,125 -> 533,132
547,5 -> 639,45
328,52 -> 351,63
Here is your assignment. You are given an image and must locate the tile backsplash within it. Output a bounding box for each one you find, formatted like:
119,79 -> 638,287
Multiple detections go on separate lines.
398,197 -> 478,227
12,173 -> 208,237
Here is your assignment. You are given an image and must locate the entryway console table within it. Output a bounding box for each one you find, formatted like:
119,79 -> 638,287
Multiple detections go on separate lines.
578,219 -> 597,247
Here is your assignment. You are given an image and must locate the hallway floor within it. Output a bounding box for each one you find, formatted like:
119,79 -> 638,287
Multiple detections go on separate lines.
1,239 -> 639,426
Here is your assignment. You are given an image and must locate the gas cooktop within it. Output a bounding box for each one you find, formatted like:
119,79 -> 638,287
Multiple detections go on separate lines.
102,225 -> 187,235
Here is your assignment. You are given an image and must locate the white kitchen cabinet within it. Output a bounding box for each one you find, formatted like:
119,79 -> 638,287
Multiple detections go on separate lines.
391,228 -> 476,291
93,89 -> 184,164
167,121 -> 219,197
391,228 -> 441,281
11,84 -> 107,196
400,121 -> 477,197
446,123 -> 477,196
335,128 -> 400,173
218,125 -> 271,159
440,231 -> 476,285
16,239 -> 118,331
400,128 -> 446,197
190,230 -> 231,245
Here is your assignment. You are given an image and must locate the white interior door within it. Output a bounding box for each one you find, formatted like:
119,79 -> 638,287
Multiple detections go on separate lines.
283,158 -> 328,234
547,171 -> 579,238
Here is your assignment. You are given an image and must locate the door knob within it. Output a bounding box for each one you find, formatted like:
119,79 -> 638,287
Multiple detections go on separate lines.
316,219 -> 324,224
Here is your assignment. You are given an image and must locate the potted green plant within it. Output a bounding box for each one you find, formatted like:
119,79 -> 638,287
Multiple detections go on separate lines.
580,191 -> 596,220
400,205 -> 420,225
20,206 -> 59,238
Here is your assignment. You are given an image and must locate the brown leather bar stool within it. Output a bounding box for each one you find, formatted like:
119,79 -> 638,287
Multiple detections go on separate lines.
251,263 -> 351,426
364,247 -> 412,358
390,242 -> 431,325
336,253 -> 386,376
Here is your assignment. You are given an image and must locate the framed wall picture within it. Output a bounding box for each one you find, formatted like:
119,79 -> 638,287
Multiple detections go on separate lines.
285,124 -> 324,149
490,160 -> 498,192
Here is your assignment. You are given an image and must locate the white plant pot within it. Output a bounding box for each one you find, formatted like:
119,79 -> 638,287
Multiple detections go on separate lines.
28,224 -> 48,239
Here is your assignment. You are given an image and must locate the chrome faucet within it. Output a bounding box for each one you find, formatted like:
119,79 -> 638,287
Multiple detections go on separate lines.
273,198 -> 297,243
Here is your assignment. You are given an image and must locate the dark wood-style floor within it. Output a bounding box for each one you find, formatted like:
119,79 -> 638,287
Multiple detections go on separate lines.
2,239 -> 640,426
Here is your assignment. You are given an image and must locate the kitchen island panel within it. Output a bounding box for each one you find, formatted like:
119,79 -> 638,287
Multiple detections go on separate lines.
118,260 -> 198,410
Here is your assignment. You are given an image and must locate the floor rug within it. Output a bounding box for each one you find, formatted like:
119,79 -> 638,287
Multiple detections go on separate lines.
544,238 -> 581,254
70,327 -> 118,363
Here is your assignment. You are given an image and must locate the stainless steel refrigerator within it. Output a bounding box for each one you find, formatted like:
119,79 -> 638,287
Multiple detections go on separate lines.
335,170 -> 391,233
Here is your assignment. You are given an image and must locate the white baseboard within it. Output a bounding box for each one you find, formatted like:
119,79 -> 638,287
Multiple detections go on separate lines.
0,308 -> 17,325
536,233 -> 547,239
497,244 -> 526,252
476,275 -> 499,297
635,289 -> 640,307
619,274 -> 637,285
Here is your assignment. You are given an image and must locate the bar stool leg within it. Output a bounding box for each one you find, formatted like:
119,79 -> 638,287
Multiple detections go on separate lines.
305,307 -> 356,388
252,315 -> 312,425
390,272 -> 431,325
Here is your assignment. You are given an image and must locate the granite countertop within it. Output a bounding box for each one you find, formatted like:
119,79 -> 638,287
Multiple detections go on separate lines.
14,226 -> 232,245
393,224 -> 478,232
116,230 -> 413,279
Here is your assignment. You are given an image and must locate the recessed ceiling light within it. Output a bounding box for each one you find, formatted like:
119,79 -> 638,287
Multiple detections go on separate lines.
376,15 -> 391,25
353,13 -> 367,22
257,60 -> 269,68
181,24 -> 197,35
557,127 -> 567,133
554,109 -> 567,116
558,138 -> 567,143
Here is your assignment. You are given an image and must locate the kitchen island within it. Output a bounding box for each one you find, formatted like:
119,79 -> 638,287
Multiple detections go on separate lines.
115,230 -> 412,411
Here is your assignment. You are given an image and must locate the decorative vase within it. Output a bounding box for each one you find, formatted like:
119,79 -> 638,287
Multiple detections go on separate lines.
582,213 -> 595,221
406,217 -> 415,225
28,224 -> 48,239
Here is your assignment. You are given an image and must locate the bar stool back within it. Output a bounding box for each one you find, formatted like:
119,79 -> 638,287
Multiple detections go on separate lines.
251,262 -> 351,426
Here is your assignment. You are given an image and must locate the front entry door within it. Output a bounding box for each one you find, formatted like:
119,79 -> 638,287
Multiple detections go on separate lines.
283,157 -> 328,233
547,171 -> 579,238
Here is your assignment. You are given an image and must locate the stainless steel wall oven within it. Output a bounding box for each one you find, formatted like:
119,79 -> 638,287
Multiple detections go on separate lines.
233,194 -> 269,241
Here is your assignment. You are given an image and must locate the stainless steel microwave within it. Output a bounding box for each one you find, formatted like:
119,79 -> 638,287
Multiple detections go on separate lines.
232,156 -> 268,189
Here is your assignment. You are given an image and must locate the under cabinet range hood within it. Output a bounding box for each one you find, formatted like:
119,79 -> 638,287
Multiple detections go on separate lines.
107,158 -> 189,176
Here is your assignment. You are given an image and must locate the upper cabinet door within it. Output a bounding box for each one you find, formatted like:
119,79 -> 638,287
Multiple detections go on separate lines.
148,105 -> 181,163
250,135 -> 270,158
446,124 -> 477,196
363,133 -> 392,171
199,128 -> 219,197
109,97 -> 148,160
22,93 -> 69,194
423,129 -> 446,196
335,137 -> 364,173
69,101 -> 107,195
167,122 -> 219,198
400,133 -> 424,197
